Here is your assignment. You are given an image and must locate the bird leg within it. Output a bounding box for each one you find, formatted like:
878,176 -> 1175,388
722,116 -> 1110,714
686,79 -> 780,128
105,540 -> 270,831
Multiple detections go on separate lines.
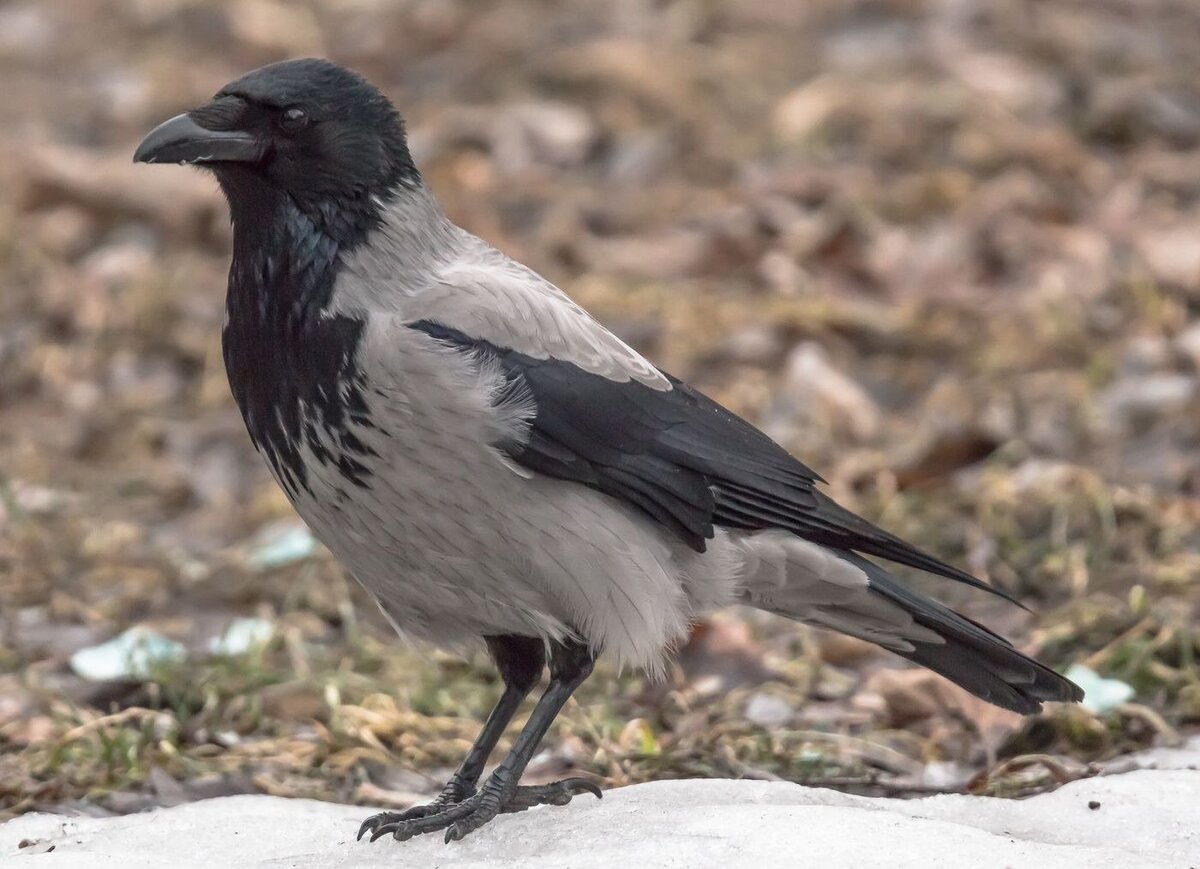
359,638 -> 599,844
357,635 -> 544,836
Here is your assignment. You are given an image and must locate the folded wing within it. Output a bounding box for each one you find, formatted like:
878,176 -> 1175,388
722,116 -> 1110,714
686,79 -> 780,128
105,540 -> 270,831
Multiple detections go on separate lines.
407,317 -> 1019,606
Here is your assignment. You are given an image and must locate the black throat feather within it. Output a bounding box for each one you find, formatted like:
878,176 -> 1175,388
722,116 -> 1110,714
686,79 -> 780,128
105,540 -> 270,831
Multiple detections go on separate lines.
219,171 -> 379,496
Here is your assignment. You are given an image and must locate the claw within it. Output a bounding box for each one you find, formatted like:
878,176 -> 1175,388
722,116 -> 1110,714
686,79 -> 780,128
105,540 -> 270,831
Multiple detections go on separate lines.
358,813 -> 398,842
566,777 -> 603,799
357,776 -> 602,844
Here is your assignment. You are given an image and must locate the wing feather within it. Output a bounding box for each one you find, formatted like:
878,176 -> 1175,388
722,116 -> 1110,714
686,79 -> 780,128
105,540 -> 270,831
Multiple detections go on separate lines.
407,319 -> 1019,605
423,254 -> 670,389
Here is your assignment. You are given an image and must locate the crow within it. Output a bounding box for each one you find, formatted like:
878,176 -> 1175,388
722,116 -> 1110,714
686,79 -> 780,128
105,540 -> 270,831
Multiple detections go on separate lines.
134,58 -> 1082,844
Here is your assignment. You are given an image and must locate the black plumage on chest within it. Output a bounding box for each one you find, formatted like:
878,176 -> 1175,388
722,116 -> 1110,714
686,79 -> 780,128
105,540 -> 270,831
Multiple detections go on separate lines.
220,188 -> 377,497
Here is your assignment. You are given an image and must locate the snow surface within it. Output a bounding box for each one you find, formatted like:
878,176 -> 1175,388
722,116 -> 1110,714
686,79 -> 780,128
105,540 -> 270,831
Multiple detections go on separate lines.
3,744 -> 1197,868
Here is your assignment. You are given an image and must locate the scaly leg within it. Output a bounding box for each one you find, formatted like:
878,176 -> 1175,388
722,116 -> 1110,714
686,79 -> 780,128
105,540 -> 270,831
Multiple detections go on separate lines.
357,634 -> 546,838
361,638 -> 600,844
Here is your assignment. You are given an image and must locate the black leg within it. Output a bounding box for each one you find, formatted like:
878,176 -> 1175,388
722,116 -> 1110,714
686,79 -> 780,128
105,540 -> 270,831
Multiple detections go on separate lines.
469,639 -> 592,804
357,635 -> 545,841
362,638 -> 601,844
440,635 -> 545,799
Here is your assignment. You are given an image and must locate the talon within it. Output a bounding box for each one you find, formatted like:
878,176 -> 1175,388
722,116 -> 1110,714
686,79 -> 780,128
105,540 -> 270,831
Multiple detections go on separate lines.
358,813 -> 397,842
359,776 -> 599,843
575,778 -> 603,799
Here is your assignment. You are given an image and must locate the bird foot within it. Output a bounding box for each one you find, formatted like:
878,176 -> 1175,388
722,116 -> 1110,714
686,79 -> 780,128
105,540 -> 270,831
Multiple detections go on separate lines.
356,778 -> 474,836
357,777 -> 601,844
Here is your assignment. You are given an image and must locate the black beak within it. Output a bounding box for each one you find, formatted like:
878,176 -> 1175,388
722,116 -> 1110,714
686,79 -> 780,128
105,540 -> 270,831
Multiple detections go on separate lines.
134,113 -> 260,165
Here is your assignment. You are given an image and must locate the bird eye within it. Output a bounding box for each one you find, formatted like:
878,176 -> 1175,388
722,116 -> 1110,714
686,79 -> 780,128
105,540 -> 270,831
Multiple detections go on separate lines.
278,107 -> 309,134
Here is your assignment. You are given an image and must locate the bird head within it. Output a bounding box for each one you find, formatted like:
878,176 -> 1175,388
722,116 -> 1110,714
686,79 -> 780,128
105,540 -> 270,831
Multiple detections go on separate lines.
134,58 -> 416,239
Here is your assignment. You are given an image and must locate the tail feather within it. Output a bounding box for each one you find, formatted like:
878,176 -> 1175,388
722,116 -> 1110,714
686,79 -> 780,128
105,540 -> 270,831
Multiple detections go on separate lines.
734,529 -> 1083,715
840,553 -> 1083,714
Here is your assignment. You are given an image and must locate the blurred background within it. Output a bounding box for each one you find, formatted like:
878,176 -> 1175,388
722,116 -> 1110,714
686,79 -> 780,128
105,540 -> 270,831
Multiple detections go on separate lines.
1,0 -> 1198,817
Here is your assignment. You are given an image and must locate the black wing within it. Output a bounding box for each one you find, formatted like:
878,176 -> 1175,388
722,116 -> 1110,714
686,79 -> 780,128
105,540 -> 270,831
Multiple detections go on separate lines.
411,320 -> 1018,605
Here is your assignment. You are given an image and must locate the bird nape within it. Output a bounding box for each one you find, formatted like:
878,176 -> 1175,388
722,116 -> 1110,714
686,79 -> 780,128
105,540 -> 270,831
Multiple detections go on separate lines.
134,58 -> 1084,844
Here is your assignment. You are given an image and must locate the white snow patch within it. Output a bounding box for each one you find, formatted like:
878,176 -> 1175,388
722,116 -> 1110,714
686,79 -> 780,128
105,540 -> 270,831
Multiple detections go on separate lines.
4,739 -> 1198,868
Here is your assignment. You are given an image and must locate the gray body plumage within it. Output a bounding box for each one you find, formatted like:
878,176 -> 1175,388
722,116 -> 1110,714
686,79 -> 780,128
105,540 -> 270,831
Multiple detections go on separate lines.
278,187 -> 929,670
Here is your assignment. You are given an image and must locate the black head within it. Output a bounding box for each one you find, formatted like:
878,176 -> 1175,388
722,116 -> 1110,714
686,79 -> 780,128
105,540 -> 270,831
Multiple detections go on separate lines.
135,59 -> 416,242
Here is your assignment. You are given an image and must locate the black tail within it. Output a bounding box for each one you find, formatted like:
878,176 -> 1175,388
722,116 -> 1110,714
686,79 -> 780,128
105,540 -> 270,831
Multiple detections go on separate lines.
843,553 -> 1083,714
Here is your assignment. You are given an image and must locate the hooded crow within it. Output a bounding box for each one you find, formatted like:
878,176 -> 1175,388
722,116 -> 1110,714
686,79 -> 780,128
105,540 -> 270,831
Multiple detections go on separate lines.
135,58 -> 1083,843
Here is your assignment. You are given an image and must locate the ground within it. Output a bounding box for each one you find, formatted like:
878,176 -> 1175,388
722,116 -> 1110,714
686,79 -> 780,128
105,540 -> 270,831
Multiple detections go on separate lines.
5,740 -> 1199,866
1,0 -> 1198,822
